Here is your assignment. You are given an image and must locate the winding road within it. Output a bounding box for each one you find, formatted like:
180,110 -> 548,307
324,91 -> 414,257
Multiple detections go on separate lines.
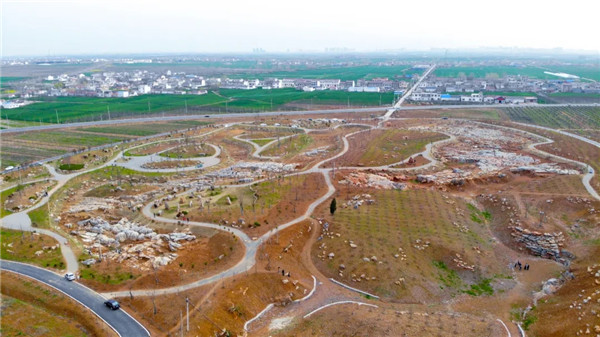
1,260 -> 150,337
2,105 -> 600,336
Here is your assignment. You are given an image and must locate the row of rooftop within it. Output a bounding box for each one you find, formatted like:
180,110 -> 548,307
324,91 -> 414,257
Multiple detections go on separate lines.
3,66 -> 598,103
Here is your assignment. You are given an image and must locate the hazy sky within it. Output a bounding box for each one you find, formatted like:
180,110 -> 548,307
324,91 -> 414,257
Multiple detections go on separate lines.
2,0 -> 599,57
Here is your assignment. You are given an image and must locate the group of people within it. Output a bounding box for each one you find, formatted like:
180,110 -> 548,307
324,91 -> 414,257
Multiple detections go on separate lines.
278,267 -> 291,277
514,260 -> 530,271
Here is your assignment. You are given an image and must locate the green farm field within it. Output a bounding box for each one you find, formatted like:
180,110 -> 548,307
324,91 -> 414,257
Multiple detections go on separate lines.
1,93 -> 228,123
229,64 -> 423,80
434,65 -> 600,81
4,89 -> 394,123
215,88 -> 395,110
0,76 -> 29,83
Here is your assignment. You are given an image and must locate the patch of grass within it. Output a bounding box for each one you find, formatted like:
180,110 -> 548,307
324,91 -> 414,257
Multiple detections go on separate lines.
250,138 -> 274,147
58,163 -> 84,171
462,278 -> 494,296
208,187 -> 223,197
522,314 -> 538,330
261,134 -> 313,157
467,203 -> 491,224
79,268 -> 137,285
0,184 -> 25,217
159,143 -> 215,158
216,194 -> 238,206
0,228 -> 65,269
94,166 -> 172,178
28,207 -> 49,228
432,260 -> 462,289
584,238 -> 600,246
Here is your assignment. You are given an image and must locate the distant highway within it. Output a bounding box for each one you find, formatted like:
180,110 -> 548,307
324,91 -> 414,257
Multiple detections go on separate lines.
1,103 -> 598,135
0,260 -> 150,337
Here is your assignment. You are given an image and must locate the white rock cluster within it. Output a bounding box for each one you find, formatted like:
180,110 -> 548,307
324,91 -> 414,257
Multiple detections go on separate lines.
74,217 -> 197,270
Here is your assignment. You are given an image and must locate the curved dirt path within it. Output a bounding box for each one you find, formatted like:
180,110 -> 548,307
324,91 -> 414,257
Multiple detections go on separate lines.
1,159 -> 123,273
4,113 -> 599,337
232,134 -> 294,160
1,128 -> 220,273
115,143 -> 221,173
102,167 -> 336,298
475,120 -> 600,201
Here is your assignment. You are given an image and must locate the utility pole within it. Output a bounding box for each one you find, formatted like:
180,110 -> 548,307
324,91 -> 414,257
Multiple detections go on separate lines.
185,99 -> 188,114
538,211 -> 545,228
186,297 -> 189,332
107,105 -> 111,120
55,109 -> 59,124
47,201 -> 51,228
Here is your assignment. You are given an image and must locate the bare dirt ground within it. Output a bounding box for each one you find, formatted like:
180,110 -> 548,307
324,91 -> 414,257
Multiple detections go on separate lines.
269,303 -> 505,337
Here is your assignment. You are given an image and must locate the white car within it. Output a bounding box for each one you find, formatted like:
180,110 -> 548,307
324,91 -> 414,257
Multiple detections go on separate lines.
65,272 -> 76,281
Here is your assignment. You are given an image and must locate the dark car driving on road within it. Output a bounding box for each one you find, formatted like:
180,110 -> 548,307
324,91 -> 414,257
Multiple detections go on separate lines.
104,299 -> 120,310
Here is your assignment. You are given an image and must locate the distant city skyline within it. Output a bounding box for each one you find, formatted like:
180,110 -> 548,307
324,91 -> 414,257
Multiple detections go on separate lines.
2,0 -> 600,57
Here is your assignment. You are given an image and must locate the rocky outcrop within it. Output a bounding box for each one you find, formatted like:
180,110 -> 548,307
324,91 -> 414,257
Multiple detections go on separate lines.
510,226 -> 568,262
74,216 -> 196,270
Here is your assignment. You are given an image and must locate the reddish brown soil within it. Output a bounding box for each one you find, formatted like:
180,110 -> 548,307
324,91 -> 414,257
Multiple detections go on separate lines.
530,247 -> 600,337
270,303 -> 505,337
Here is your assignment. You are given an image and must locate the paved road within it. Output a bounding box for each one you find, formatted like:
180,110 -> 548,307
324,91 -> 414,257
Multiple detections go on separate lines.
116,143 -> 221,173
232,133 -> 295,160
0,260 -> 150,337
383,64 -> 436,120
